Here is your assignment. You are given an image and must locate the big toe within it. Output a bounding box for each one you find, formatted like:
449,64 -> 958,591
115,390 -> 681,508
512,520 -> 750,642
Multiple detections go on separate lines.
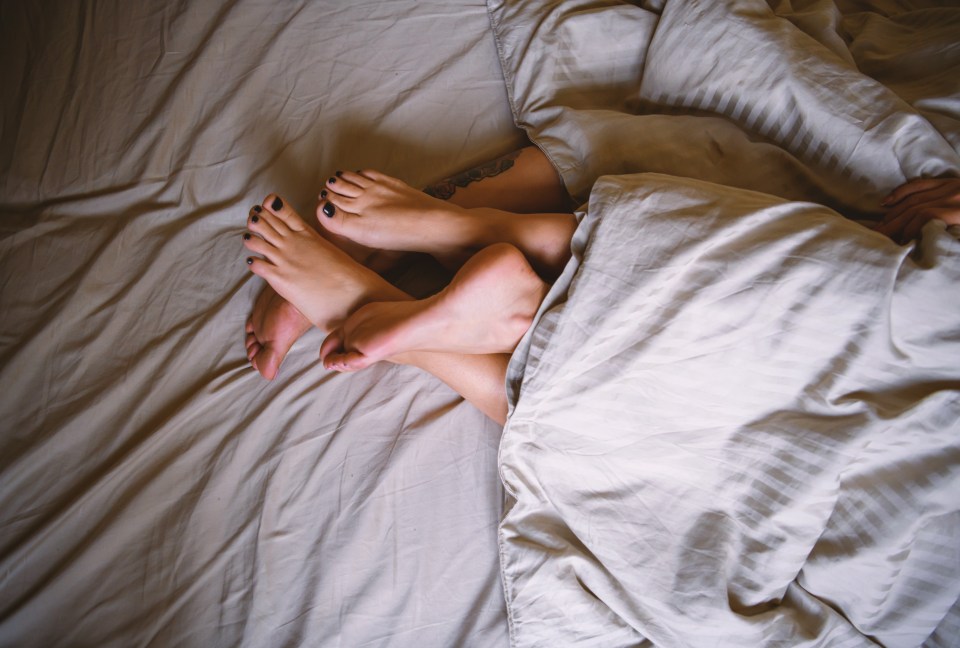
263,193 -> 308,232
253,345 -> 286,381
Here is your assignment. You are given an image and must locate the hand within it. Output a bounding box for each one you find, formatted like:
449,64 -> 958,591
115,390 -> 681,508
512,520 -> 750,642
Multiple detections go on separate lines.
875,177 -> 960,243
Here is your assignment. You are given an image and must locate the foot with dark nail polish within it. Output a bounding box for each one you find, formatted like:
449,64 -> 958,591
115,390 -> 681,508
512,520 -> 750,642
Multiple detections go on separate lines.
242,193 -> 407,332
316,169 -> 489,269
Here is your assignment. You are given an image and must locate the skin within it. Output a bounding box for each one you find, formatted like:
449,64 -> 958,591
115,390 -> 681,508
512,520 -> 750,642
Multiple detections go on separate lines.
244,145 -> 570,382
875,177 -> 960,243
243,197 -> 553,425
244,144 -> 957,423
319,242 -> 549,372
318,169 -> 576,279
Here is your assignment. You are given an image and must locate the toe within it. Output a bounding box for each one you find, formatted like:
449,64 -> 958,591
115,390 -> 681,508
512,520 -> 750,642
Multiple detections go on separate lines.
357,169 -> 392,183
338,170 -> 372,189
248,208 -> 283,244
253,347 -> 281,380
326,174 -> 364,198
262,193 -> 307,232
315,200 -> 361,241
243,233 -> 274,258
246,255 -> 276,280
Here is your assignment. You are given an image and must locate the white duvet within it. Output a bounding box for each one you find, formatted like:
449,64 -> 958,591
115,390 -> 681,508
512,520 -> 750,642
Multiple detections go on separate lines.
500,174 -> 960,646
490,0 -> 960,645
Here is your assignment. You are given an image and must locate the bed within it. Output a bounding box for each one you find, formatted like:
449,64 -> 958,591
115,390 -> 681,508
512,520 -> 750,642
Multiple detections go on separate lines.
1,1 -> 958,647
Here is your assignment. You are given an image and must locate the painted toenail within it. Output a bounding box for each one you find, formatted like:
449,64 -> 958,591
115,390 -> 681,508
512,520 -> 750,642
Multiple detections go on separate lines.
253,205 -> 262,213
243,233 -> 251,240
251,215 -> 259,223
323,202 -> 336,217
328,176 -> 337,183
320,189 -> 328,198
246,257 -> 253,265
271,197 -> 283,211
335,170 -> 343,177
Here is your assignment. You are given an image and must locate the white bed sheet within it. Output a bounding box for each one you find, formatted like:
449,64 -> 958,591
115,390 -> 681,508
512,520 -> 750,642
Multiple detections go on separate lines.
0,2 -> 523,646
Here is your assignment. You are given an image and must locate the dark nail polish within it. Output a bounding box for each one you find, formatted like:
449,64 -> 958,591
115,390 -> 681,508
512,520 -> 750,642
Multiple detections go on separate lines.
253,205 -> 262,213
246,257 -> 253,265
323,202 -> 336,217
320,189 -> 328,198
328,176 -> 337,184
243,233 -> 251,240
271,197 -> 283,211
336,170 -> 343,177
251,215 -> 259,223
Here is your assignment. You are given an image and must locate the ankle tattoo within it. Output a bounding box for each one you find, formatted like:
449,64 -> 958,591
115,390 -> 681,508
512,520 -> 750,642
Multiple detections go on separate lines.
423,149 -> 522,200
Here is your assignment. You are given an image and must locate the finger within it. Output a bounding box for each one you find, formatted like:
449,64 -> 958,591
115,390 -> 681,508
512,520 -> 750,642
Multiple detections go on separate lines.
245,332 -> 257,351
902,212 -> 933,243
247,342 -> 261,362
882,178 -> 950,206
874,211 -> 910,240
245,318 -> 254,334
881,182 -> 958,223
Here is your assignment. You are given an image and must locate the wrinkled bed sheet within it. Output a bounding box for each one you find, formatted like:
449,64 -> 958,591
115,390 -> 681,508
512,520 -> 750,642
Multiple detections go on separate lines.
490,0 -> 960,646
0,2 -> 524,646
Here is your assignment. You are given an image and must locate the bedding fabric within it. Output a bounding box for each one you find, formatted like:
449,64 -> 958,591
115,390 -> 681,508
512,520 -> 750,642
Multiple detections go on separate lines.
500,174 -> 960,647
490,0 -> 960,646
0,2 -> 522,646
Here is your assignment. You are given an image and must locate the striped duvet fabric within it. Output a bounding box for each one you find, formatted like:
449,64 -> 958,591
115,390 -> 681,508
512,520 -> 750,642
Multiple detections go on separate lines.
489,0 -> 960,645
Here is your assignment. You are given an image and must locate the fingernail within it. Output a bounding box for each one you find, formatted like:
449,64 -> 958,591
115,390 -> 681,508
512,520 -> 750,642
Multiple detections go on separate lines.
243,233 -> 251,240
246,257 -> 253,265
323,202 -> 336,217
271,197 -> 283,211
251,215 -> 259,223
335,170 -> 343,177
328,176 -> 337,184
253,205 -> 262,213
320,189 -> 328,198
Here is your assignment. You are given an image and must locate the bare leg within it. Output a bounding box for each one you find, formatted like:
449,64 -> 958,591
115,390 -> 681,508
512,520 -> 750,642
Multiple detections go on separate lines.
245,145 -> 568,379
422,145 -> 571,213
243,197 -> 514,423
319,243 -> 548,369
319,169 -> 576,279
392,351 -> 511,425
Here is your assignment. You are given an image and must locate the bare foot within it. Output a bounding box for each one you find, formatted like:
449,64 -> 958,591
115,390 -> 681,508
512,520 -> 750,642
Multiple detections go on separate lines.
245,285 -> 311,380
316,170 -> 492,268
243,195 -> 408,333
317,169 -> 576,279
318,243 -> 549,371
